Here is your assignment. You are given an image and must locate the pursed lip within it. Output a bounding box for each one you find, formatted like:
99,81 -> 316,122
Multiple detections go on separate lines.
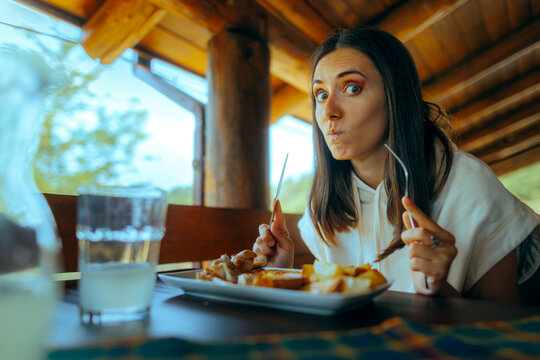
327,130 -> 343,140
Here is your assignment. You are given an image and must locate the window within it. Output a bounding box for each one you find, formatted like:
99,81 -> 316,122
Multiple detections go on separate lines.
499,162 -> 540,213
270,116 -> 313,214
1,2 -> 196,204
0,1 -> 315,211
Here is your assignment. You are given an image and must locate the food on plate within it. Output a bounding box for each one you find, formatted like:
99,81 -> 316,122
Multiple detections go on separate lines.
302,260 -> 386,294
196,250 -> 387,294
196,249 -> 268,284
238,270 -> 304,289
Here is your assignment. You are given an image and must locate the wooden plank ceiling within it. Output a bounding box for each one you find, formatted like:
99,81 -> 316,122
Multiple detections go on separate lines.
17,0 -> 540,176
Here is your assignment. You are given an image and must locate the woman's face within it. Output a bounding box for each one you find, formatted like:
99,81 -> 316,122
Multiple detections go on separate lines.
312,47 -> 388,162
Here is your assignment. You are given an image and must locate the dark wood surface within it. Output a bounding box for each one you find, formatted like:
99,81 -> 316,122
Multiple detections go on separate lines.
47,278 -> 540,350
45,194 -> 314,273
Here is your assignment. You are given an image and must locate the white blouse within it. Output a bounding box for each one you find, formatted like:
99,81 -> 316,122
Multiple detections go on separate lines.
298,150 -> 540,293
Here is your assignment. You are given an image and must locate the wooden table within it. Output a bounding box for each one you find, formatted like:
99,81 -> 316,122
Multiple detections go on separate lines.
47,275 -> 540,350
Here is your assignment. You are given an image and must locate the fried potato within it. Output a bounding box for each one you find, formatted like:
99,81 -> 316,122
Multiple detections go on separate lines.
353,263 -> 371,276
302,260 -> 386,294
238,270 -> 304,289
308,277 -> 345,294
356,269 -> 387,288
196,249 -> 386,295
342,277 -> 371,294
302,264 -> 314,278
313,260 -> 344,278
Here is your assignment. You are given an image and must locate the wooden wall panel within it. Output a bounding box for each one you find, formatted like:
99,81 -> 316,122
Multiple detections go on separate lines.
45,194 -> 314,273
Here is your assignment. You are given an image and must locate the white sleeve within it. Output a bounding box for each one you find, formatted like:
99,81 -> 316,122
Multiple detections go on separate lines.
297,207 -> 325,262
516,225 -> 540,284
432,151 -> 540,293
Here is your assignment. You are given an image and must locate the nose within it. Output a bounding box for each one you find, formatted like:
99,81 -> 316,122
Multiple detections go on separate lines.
322,93 -> 342,121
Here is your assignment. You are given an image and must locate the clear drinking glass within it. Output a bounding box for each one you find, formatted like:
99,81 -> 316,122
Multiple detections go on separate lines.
77,185 -> 168,325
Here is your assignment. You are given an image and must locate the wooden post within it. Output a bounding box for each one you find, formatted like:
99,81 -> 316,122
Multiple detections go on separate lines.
206,26 -> 270,209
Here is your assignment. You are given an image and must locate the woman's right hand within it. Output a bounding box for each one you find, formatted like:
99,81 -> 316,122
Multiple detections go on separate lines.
252,200 -> 294,268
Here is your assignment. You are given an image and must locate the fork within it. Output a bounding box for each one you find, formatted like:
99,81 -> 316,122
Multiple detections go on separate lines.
384,144 -> 430,289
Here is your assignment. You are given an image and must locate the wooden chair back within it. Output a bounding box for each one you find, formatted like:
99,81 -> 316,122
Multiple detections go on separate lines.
45,194 -> 314,272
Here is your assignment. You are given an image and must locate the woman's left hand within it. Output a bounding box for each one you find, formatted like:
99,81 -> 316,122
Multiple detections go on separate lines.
401,196 -> 458,295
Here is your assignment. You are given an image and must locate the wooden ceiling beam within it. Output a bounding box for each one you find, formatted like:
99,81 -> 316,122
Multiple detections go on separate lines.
14,0 -> 86,26
479,133 -> 540,169
147,0 -> 476,98
137,25 -> 207,77
270,85 -> 311,124
150,0 -> 314,93
255,0 -> 333,43
452,70 -> 540,136
147,0 -> 226,34
459,102 -> 540,154
423,18 -> 540,109
81,0 -> 166,64
257,0 -> 469,93
489,145 -> 540,176
375,0 -> 463,42
291,97 -> 313,123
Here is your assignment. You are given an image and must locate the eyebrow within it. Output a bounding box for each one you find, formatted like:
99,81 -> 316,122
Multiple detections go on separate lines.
312,70 -> 368,85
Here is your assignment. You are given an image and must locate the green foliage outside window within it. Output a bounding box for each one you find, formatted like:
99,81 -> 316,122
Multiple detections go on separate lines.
29,39 -> 149,194
3,34 -> 149,195
499,162 -> 540,213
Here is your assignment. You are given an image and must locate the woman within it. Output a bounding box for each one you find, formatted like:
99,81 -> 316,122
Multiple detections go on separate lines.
253,26 -> 539,303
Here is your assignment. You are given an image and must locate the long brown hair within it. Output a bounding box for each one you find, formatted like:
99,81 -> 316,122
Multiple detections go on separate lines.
308,26 -> 453,262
